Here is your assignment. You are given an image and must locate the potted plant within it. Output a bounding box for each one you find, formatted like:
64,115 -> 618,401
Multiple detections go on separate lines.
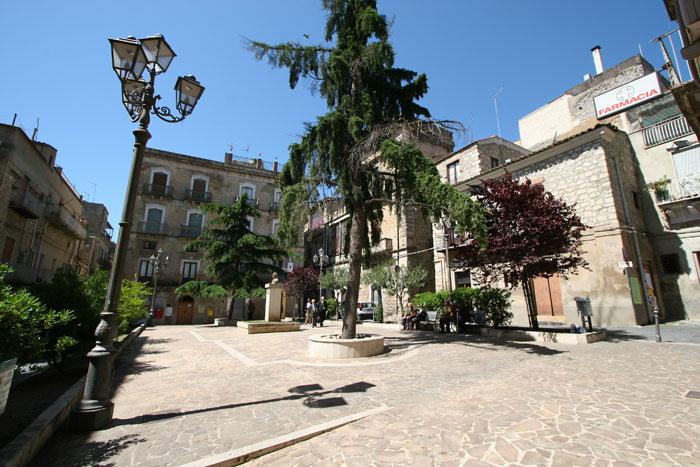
647,176 -> 671,202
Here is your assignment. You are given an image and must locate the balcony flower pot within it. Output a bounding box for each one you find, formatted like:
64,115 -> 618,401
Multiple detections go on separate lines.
0,357 -> 17,415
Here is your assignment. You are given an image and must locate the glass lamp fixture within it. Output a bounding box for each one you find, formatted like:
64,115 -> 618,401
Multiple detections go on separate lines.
109,37 -> 147,81
175,75 -> 205,116
140,34 -> 176,74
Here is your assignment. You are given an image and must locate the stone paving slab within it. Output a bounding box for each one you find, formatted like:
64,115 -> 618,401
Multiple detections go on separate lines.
32,322 -> 700,466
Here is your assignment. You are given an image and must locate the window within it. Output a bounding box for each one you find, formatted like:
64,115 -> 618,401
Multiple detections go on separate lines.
446,161 -> 460,184
145,206 -> 164,233
143,241 -> 156,250
185,243 -> 198,253
185,211 -> 204,237
246,216 -> 254,233
239,183 -> 256,205
660,254 -> 682,275
272,219 -> 280,237
138,259 -> 153,279
490,157 -> 500,169
182,261 -> 198,281
190,177 -> 209,202
455,270 -> 472,288
151,172 -> 169,195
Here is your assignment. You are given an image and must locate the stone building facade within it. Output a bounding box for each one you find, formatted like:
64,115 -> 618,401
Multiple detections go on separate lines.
124,147 -> 300,325
434,51 -> 700,326
81,202 -> 115,273
0,123 -> 88,284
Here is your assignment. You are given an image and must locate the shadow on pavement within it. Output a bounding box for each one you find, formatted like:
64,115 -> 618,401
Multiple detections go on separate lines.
112,336 -> 170,390
383,332 -> 568,356
110,381 -> 376,428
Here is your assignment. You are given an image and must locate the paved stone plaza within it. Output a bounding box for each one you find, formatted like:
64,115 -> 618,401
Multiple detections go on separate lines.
34,322 -> 700,466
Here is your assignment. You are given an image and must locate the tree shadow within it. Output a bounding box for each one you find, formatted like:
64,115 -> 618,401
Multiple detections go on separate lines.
111,336 -> 170,390
600,329 -> 650,343
31,434 -> 146,467
110,381 -> 375,428
383,331 -> 568,356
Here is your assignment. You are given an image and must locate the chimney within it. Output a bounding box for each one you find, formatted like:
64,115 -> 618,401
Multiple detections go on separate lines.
224,152 -> 233,164
591,45 -> 604,75
255,158 -> 263,169
273,158 -> 278,175
583,73 -> 592,81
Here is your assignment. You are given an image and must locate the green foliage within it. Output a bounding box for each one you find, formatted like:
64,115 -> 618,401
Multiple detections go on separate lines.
362,262 -> 426,315
188,197 -> 288,294
474,287 -> 512,328
449,287 -> 478,310
249,0 -> 486,338
319,268 -> 348,292
176,281 -> 228,298
0,264 -> 77,366
325,297 -> 338,317
116,279 -> 151,334
374,304 -> 383,323
232,287 -> 266,299
412,290 -> 449,311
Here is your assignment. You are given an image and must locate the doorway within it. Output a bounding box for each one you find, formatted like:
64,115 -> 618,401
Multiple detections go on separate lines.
176,296 -> 195,324
533,275 -> 564,319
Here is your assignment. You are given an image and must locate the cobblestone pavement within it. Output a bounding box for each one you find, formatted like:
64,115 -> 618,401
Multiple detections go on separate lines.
34,322 -> 700,466
606,320 -> 700,344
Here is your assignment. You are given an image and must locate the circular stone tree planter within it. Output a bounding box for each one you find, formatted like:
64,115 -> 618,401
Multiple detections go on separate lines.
308,334 -> 385,360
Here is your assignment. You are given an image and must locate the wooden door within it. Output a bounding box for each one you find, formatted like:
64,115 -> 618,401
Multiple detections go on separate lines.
152,172 -> 168,195
176,300 -> 194,324
533,275 -> 564,317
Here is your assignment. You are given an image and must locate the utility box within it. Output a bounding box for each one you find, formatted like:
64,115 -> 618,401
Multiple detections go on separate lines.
573,296 -> 593,332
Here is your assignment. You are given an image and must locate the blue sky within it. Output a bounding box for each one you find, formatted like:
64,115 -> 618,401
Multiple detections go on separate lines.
0,1 -> 678,226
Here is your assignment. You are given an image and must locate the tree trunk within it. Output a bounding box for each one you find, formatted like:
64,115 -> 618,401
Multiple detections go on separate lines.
227,291 -> 235,320
342,207 -> 367,339
522,279 -> 539,330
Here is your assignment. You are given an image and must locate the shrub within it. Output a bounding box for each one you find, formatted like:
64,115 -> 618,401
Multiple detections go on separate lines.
449,287 -> 478,310
325,298 -> 338,318
374,304 -> 383,323
475,286 -> 512,327
0,264 -> 77,366
412,290 -> 448,311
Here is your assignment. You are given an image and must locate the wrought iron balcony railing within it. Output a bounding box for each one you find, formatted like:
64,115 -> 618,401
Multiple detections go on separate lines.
142,183 -> 173,198
643,115 -> 692,147
185,189 -> 212,203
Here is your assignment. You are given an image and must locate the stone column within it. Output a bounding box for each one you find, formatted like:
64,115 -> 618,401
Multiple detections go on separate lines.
265,282 -> 284,322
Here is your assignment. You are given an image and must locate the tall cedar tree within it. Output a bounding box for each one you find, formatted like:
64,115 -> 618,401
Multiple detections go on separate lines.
453,174 -> 588,328
249,0 -> 486,338
179,195 -> 287,319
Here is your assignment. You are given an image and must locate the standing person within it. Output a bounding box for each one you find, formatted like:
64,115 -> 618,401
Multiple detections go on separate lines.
318,296 -> 326,327
440,299 -> 454,334
305,299 -> 313,325
311,299 -> 318,327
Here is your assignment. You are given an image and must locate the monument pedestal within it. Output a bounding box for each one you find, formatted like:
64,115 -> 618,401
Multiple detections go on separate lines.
265,282 -> 284,322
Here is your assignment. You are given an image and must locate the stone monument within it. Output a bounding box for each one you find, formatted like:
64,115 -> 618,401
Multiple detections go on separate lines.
265,273 -> 284,322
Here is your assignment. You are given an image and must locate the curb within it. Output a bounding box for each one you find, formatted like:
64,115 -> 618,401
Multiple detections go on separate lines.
0,324 -> 147,467
179,405 -> 389,467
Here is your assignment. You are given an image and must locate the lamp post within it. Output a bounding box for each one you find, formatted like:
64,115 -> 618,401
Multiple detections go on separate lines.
313,247 -> 329,302
442,219 -> 453,292
148,248 -> 169,324
74,34 -> 204,431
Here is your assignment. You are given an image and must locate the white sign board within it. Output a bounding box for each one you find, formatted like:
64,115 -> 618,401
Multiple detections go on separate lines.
594,73 -> 663,119
618,261 -> 633,269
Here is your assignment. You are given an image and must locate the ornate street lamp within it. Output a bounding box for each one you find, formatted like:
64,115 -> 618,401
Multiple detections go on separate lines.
148,248 -> 169,324
313,248 -> 329,302
74,34 -> 204,431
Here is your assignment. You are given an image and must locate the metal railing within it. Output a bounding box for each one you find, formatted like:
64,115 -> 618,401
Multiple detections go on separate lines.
657,177 -> 700,203
142,183 -> 173,197
137,221 -> 171,235
47,206 -> 87,239
185,189 -> 212,203
271,200 -> 281,211
643,115 -> 692,147
180,224 -> 203,237
236,196 -> 258,207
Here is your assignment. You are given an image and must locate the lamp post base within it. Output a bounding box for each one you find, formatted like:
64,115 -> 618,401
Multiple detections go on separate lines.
72,400 -> 114,432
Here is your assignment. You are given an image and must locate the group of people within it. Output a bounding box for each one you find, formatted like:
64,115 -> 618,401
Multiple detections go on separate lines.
305,297 -> 326,327
401,299 -> 461,333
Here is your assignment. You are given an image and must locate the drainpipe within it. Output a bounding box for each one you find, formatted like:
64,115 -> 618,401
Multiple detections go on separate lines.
611,155 -> 653,324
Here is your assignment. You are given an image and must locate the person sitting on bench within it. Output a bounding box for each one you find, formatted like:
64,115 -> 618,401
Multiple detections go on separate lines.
412,307 -> 428,330
402,303 -> 417,330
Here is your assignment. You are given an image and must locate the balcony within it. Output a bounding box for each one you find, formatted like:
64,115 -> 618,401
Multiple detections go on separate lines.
371,238 -> 393,255
9,190 -> 43,218
142,183 -> 173,198
271,200 -> 281,211
185,189 -> 212,203
47,206 -> 87,239
643,115 -> 693,148
236,196 -> 258,207
658,177 -> 700,227
137,221 -> 171,236
180,224 -> 203,238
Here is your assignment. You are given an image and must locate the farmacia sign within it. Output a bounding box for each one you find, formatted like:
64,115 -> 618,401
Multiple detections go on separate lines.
594,73 -> 663,119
